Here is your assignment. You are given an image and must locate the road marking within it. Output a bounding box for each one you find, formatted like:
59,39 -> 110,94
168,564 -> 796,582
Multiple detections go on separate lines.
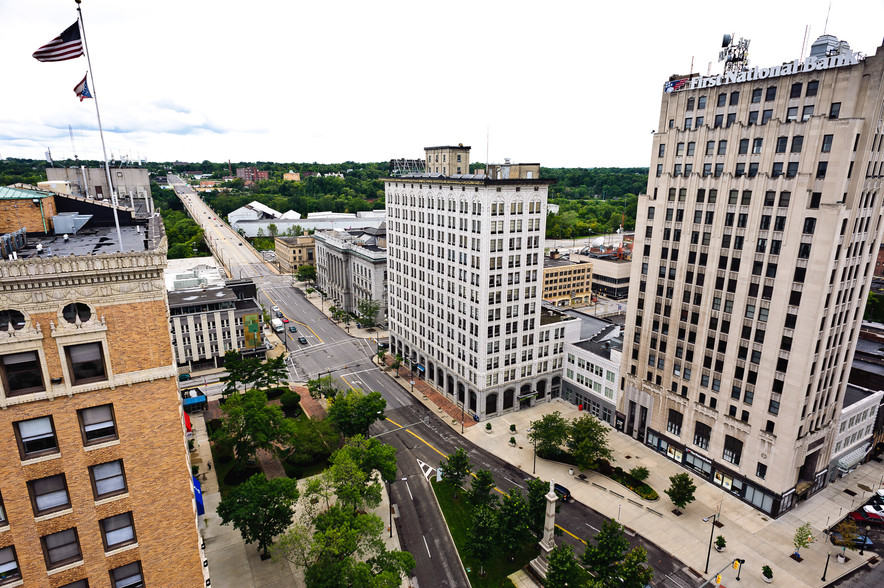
557,524 -> 587,544
585,523 -> 599,532
384,417 -> 447,459
340,376 -> 357,392
262,291 -> 324,344
417,459 -> 436,480
405,481 -> 414,501
503,476 -> 524,489
423,535 -> 431,558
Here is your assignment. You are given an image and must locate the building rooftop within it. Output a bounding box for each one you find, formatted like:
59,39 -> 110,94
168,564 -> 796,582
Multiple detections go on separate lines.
544,256 -> 585,269
168,286 -> 237,307
7,223 -> 155,260
573,325 -> 623,360
0,185 -> 55,200
843,384 -> 880,408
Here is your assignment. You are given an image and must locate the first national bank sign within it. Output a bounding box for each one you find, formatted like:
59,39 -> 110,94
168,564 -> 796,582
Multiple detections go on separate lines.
665,52 -> 862,92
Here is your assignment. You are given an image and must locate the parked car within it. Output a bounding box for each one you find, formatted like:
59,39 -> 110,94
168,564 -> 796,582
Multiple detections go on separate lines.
850,510 -> 884,525
288,325 -> 297,332
271,306 -> 279,313
178,374 -> 191,382
554,483 -> 571,502
282,317 -> 290,323
298,336 -> 308,344
830,531 -> 874,548
863,504 -> 884,517
276,311 -> 284,318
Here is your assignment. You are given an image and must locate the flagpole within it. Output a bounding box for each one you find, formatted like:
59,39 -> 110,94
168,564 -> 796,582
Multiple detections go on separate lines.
75,0 -> 124,253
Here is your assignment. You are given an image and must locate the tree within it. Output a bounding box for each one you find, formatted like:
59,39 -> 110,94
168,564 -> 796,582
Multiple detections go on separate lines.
467,469 -> 497,509
254,355 -> 289,391
497,489 -> 532,558
832,519 -> 859,557
217,473 -> 298,556
528,411 -> 570,457
267,223 -> 279,238
664,472 -> 697,513
568,414 -> 613,470
466,505 -> 499,576
526,478 -> 551,537
275,504 -> 415,588
307,374 -> 340,399
297,264 -> 317,283
328,435 -> 397,512
376,349 -> 386,366
582,518 -> 630,583
546,543 -> 583,588
220,350 -> 261,397
212,389 -> 295,468
618,546 -> 654,588
326,389 -> 387,438
357,298 -> 382,328
793,522 -> 814,555
440,448 -> 471,489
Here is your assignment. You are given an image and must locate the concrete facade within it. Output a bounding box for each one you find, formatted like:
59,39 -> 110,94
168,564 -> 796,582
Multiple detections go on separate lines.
385,146 -> 580,419
828,383 -> 883,480
0,209 -> 206,586
314,227 -> 388,325
620,36 -> 884,517
424,145 -> 470,176
274,235 -> 315,275
562,326 -> 622,426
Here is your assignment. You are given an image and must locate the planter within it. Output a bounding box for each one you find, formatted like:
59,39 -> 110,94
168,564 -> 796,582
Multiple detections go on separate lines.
715,546 -> 726,552
837,554 -> 846,564
762,575 -> 773,583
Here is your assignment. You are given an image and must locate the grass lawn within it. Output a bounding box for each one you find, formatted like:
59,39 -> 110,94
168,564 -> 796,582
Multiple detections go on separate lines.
431,479 -> 538,588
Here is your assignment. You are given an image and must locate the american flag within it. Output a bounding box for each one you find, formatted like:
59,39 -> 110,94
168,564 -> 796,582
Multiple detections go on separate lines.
33,22 -> 83,62
73,74 -> 92,102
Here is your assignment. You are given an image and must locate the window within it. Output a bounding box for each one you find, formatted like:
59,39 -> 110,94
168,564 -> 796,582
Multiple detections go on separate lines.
791,135 -> 803,153
739,138 -> 749,154
806,80 -> 819,96
110,561 -> 143,588
786,162 -> 799,178
15,415 -> 58,459
42,528 -> 82,569
730,91 -> 739,106
762,109 -> 773,125
695,116 -> 704,128
0,547 -> 20,585
829,102 -> 841,119
790,82 -> 803,98
714,114 -> 723,128
748,110 -> 758,125
772,162 -> 783,178
821,134 -> 833,152
803,218 -> 816,234
60,581 -> 89,588
705,141 -> 715,156
684,117 -> 692,130
703,164 -> 712,177
751,88 -> 762,103
28,474 -> 70,515
752,138 -> 763,154
658,144 -> 665,157
686,97 -> 695,111
65,342 -> 107,385
717,140 -> 727,155
816,161 -> 828,178
757,463 -> 768,479
687,142 -> 696,156
765,86 -> 776,101
101,512 -> 136,551
0,493 -> 6,527
714,163 -> 723,177
667,409 -> 683,436
656,164 -> 662,177
735,163 -> 745,177
693,421 -> 711,450
786,106 -> 798,122
78,404 -> 117,445
697,95 -> 707,109
62,303 -> 91,324
802,105 -> 814,121
748,163 -> 759,177
1,350 -> 44,396
775,136 -> 788,153
722,434 -> 743,465
717,93 -> 727,107
90,460 -> 127,499
676,142 -> 684,156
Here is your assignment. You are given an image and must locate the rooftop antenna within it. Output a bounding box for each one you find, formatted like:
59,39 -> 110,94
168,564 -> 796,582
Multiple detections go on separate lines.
486,124 -> 490,175
719,33 -> 750,74
823,1 -> 831,35
800,25 -> 811,60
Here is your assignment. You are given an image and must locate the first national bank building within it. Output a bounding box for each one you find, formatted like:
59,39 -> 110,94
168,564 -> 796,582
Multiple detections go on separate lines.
621,33 -> 884,517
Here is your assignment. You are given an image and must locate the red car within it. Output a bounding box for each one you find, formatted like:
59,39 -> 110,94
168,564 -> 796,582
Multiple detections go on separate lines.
281,317 -> 289,323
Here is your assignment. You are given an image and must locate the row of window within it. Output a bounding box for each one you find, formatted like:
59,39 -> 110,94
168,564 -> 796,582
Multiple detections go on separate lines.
13,405 -> 118,460
666,101 -> 840,134
683,82 -> 820,113
0,303 -> 92,332
0,342 -> 107,398
0,547 -> 141,587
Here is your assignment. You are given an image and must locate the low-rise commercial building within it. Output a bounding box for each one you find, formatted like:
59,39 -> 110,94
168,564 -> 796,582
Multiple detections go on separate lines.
275,235 -> 315,275
562,325 -> 623,426
543,252 -> 593,307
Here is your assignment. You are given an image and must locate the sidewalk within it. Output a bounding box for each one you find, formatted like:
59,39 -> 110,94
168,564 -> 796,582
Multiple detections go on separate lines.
297,282 -> 389,344
191,410 -> 408,588
455,399 -> 882,588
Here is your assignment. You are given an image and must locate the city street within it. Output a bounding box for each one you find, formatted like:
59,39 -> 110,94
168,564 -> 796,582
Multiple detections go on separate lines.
167,177 -> 697,587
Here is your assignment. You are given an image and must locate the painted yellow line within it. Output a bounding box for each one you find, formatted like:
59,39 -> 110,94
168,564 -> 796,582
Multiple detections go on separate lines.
384,417 -> 448,459
262,292 -> 324,344
556,524 -> 587,544
340,376 -> 358,392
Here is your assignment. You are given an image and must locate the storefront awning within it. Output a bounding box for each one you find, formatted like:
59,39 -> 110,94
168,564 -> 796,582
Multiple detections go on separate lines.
837,444 -> 870,471
193,476 -> 204,516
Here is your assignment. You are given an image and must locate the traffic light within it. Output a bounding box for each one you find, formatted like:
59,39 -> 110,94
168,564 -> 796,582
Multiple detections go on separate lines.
715,573 -> 722,584
733,559 -> 740,570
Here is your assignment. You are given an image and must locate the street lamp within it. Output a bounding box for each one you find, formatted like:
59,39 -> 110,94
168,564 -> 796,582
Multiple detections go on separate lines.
410,379 -> 414,396
821,552 -> 831,582
703,514 -> 718,574
860,525 -> 870,555
532,432 -> 537,474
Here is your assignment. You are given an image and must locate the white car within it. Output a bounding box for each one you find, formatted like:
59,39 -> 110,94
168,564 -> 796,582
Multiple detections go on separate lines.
877,488 -> 884,498
271,306 -> 279,313
863,503 -> 884,517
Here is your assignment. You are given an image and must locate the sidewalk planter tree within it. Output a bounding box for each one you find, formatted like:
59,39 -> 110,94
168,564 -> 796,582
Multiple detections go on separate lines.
217,473 -> 299,558
832,519 -> 859,563
715,535 -> 726,552
510,423 -> 517,433
486,422 -> 492,434
664,472 -> 696,515
761,564 -> 773,583
792,522 -> 814,560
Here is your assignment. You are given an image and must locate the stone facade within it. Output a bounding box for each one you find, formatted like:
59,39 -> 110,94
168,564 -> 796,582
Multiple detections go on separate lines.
0,214 -> 206,586
542,255 -> 593,307
621,37 -> 884,517
314,228 -> 387,324
275,235 -> 315,275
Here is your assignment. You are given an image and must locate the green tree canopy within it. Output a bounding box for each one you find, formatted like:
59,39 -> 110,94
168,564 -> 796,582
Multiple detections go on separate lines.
546,543 -> 583,588
466,505 -> 499,576
467,469 -> 498,510
212,389 -> 295,467
526,478 -> 551,538
297,264 -> 318,283
568,414 -> 613,470
308,374 -> 341,400
217,473 -> 299,556
528,411 -> 570,457
664,472 -> 697,512
326,389 -> 387,438
582,518 -> 630,583
497,488 -> 532,556
327,435 -> 397,512
356,298 -> 382,327
440,448 -> 472,489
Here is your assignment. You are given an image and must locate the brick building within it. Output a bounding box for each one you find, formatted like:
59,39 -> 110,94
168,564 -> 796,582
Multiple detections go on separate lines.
275,235 -> 315,275
542,252 -> 593,307
0,189 -> 206,586
235,168 -> 269,183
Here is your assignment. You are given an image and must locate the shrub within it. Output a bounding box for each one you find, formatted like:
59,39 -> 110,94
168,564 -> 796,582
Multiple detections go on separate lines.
762,565 -> 773,579
266,386 -> 286,400
510,424 -> 517,433
281,390 -> 301,409
629,466 -> 650,481
486,422 -> 492,431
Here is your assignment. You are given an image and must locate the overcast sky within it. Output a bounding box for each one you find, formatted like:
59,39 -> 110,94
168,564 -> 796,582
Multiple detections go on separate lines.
2,1 -> 883,168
